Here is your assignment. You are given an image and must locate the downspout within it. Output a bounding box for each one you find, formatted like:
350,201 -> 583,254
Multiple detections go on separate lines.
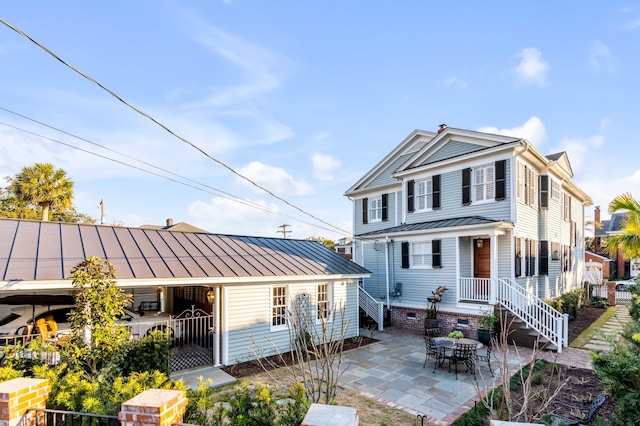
512,140 -> 529,227
511,141 -> 529,280
385,236 -> 390,310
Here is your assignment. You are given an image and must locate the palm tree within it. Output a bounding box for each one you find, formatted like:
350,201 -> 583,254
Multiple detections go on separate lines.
9,163 -> 74,221
606,193 -> 640,259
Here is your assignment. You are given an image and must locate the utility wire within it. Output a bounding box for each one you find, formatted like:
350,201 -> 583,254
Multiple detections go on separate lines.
0,119 -> 350,237
0,18 -> 351,236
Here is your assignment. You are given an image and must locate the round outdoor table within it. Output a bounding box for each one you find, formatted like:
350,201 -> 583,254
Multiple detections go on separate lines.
432,336 -> 483,349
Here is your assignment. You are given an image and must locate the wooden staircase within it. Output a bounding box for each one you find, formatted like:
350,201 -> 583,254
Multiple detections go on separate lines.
500,309 -> 559,351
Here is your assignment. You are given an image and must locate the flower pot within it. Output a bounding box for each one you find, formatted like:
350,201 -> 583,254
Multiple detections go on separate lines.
424,318 -> 439,334
477,329 -> 495,346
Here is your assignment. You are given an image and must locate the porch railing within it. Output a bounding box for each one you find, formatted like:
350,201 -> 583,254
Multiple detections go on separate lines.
358,286 -> 384,331
459,277 -> 568,352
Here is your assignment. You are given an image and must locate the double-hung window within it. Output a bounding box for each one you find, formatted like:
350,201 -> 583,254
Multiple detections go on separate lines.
401,240 -> 442,269
473,164 -> 495,202
316,283 -> 332,322
411,242 -> 432,268
272,285 -> 288,330
416,179 -> 433,211
369,196 -> 382,222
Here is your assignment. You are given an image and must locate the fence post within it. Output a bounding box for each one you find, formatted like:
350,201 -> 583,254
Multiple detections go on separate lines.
606,281 -> 617,306
0,378 -> 50,426
563,313 -> 569,349
119,389 -> 187,426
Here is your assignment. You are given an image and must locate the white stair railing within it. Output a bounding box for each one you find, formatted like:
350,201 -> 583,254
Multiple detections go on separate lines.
358,286 -> 384,331
495,278 -> 568,353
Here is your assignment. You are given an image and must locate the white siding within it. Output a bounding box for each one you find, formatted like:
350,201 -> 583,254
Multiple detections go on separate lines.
225,281 -> 357,364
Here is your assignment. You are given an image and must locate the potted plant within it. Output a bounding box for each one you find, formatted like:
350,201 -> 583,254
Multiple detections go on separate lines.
476,308 -> 499,345
424,285 -> 447,334
448,330 -> 464,343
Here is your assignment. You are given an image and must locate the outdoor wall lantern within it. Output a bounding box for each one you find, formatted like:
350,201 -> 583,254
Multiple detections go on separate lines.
476,239 -> 483,248
206,289 -> 216,304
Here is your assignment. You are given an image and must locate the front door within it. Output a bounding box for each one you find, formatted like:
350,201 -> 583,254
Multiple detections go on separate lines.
474,239 -> 491,297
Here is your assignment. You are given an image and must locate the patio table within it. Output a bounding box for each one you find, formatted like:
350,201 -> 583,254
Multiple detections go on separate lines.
431,336 -> 483,375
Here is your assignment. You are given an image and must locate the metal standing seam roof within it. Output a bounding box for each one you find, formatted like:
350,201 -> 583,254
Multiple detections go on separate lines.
356,216 -> 512,237
0,219 -> 370,283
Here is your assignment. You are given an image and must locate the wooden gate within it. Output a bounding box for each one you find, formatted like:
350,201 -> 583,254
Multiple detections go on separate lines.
169,306 -> 214,372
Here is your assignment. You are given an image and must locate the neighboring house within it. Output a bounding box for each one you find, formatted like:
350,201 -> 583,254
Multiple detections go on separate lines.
334,237 -> 353,260
345,124 -> 592,351
0,218 -> 369,366
139,217 -> 207,233
592,206 -> 634,279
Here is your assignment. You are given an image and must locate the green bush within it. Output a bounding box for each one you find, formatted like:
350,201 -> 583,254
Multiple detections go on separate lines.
591,296 -> 611,309
184,380 -> 309,426
116,329 -> 171,376
592,321 -> 640,423
544,289 -> 585,320
31,363 -> 183,415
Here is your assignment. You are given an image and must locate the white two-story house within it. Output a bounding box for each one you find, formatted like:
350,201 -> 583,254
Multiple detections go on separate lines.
345,125 -> 592,351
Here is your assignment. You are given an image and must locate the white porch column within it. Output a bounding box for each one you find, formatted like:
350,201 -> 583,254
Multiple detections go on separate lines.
490,234 -> 499,304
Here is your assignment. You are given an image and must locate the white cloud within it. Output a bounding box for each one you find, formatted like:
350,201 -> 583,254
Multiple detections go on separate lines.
514,48 -> 549,86
622,18 -> 640,30
477,116 -> 547,146
552,119 -> 609,175
590,41 -> 615,73
235,161 -> 314,197
187,197 -> 285,236
443,76 -> 467,88
311,153 -> 341,181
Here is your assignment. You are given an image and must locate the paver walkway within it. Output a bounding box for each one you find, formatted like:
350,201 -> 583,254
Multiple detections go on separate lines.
582,305 -> 632,352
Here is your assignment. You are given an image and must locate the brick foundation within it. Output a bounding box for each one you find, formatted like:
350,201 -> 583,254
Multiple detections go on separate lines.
389,306 -> 482,338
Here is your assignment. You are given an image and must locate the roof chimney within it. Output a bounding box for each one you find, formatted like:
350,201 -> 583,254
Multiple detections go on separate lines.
166,218 -> 174,227
437,123 -> 447,134
594,206 -> 600,224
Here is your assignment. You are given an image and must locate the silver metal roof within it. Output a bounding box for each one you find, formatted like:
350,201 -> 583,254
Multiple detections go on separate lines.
356,216 -> 511,237
0,219 -> 369,282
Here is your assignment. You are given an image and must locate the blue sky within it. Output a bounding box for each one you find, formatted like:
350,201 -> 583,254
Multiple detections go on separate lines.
1,2 -> 638,239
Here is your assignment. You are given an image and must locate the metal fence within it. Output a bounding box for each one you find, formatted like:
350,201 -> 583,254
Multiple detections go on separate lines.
590,284 -> 608,299
25,409 -> 119,426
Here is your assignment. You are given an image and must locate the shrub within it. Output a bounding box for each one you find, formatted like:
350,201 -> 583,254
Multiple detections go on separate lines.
544,289 -> 585,320
184,380 -> 309,426
592,321 -> 640,423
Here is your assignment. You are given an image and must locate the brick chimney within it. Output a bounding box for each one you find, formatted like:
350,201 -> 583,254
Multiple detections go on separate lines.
166,218 -> 174,227
594,206 -> 600,224
437,123 -> 447,134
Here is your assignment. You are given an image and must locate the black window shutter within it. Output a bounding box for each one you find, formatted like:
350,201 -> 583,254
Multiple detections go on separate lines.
462,168 -> 471,205
525,239 -> 531,277
407,180 -> 415,212
401,242 -> 410,269
539,175 -> 549,208
432,239 -> 442,268
362,198 -> 368,224
432,175 -> 441,209
381,194 -> 388,222
515,237 -> 522,277
495,160 -> 506,201
539,240 -> 548,276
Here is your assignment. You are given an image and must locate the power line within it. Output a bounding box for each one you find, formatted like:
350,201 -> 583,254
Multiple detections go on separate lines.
0,119 -> 351,237
0,18 -> 351,237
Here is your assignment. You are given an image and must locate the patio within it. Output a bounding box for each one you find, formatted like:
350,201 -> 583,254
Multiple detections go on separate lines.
339,327 -> 528,424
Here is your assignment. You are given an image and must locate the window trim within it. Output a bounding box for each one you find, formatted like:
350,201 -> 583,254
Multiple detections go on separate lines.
415,178 -> 434,212
369,196 -> 383,223
472,163 -> 495,204
271,285 -> 288,332
316,283 -> 333,323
